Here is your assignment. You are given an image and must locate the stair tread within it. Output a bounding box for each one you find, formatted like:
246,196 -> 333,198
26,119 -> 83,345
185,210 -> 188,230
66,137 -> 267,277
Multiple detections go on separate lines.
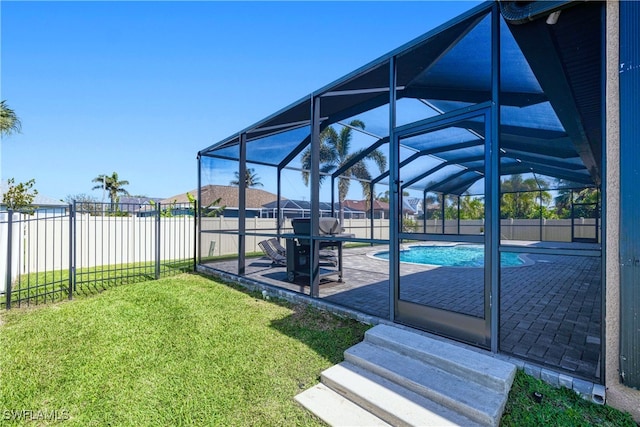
295,383 -> 391,427
365,324 -> 516,391
322,362 -> 484,427
345,341 -> 506,422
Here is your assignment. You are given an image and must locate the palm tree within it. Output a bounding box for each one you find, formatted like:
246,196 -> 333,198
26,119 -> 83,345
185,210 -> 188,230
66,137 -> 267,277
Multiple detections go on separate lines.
1,100 -> 22,137
553,179 -> 599,219
92,172 -> 130,211
459,193 -> 484,219
500,174 -> 551,219
230,168 -> 263,188
301,120 -> 386,222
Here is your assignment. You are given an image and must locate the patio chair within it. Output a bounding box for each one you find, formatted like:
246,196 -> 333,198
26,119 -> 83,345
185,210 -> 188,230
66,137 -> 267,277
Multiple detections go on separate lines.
268,238 -> 287,256
268,237 -> 338,267
258,239 -> 286,266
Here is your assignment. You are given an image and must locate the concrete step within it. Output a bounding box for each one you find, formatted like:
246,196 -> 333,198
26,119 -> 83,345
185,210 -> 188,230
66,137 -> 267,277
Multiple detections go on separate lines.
364,324 -> 516,394
322,362 -> 484,427
345,341 -> 506,426
294,383 -> 391,427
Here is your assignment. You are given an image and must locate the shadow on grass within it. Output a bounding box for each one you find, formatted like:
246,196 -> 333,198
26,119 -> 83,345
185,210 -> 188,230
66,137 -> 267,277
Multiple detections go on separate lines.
269,304 -> 370,364
196,272 -> 370,364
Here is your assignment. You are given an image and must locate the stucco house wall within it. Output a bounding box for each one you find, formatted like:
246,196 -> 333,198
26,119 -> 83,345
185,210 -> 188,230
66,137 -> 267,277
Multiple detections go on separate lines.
605,0 -> 640,420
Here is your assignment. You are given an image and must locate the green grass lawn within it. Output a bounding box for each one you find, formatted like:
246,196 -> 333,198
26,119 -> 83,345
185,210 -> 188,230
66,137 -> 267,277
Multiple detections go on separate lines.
3,259 -> 193,308
0,273 -> 368,426
0,273 -> 635,426
502,370 -> 636,426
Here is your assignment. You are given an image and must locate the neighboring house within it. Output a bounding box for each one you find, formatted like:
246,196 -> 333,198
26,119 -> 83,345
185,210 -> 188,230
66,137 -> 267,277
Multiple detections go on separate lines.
404,197 -> 423,218
342,199 -> 417,219
118,196 -> 163,214
161,185 -> 281,218
0,180 -> 67,214
343,199 -> 389,219
261,199 -> 365,219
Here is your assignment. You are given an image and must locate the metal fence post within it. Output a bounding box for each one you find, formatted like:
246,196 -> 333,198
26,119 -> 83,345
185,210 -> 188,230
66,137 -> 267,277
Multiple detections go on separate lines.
155,202 -> 161,279
193,199 -> 198,272
5,209 -> 13,309
69,202 -> 75,299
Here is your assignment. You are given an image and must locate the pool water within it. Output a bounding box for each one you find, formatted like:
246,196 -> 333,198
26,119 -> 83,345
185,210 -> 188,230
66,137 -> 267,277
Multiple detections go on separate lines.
374,245 -> 525,267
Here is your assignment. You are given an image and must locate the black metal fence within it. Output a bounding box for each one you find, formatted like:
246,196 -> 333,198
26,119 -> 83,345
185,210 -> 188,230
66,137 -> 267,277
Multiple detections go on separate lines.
1,202 -> 195,309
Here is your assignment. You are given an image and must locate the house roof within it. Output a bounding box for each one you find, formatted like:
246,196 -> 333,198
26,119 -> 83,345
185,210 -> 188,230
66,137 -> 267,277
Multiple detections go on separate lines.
342,199 -> 416,215
404,197 -> 422,213
343,199 -> 389,212
262,199 -> 363,213
0,180 -> 67,207
118,196 -> 163,213
162,184 -> 282,209
120,196 -> 163,205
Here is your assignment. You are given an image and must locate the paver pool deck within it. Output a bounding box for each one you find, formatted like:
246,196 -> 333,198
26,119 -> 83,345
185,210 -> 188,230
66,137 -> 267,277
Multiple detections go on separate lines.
204,242 -> 601,381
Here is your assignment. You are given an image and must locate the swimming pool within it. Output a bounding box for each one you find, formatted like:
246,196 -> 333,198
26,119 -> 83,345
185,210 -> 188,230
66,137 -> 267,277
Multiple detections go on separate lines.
373,245 -> 526,267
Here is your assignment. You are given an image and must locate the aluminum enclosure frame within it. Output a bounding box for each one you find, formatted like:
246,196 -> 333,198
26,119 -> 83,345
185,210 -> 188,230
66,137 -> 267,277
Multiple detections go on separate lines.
197,0 -> 605,383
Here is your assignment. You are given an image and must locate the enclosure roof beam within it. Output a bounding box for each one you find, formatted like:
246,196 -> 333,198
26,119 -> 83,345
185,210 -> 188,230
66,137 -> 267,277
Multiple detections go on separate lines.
321,87 -> 400,97
422,166 -> 484,193
455,119 -> 568,141
500,162 -> 593,185
244,123 -> 313,144
400,154 -> 483,190
372,139 -> 483,185
437,174 -> 483,196
247,120 -> 310,135
399,13 -> 487,90
278,135 -> 310,170
499,135 -> 577,158
401,162 -> 449,190
506,17 -> 600,184
501,150 -> 585,171
201,153 -> 278,168
322,93 -> 390,129
400,87 -> 547,107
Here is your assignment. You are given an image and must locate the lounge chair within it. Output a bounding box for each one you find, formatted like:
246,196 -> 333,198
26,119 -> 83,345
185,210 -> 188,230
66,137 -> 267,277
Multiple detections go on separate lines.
258,240 -> 286,266
268,238 -> 287,256
263,238 -> 338,267
268,237 -> 336,260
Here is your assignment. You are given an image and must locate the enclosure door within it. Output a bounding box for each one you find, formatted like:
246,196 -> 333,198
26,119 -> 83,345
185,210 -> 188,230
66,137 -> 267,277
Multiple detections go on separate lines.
572,201 -> 599,243
394,109 -> 492,348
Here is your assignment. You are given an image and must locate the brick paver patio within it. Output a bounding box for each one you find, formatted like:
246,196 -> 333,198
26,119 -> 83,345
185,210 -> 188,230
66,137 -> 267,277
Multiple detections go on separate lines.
204,243 -> 601,381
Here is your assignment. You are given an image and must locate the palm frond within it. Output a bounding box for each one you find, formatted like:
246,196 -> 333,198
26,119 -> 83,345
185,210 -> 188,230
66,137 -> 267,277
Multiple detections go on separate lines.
320,163 -> 337,185
0,100 -> 22,136
367,149 -> 387,173
320,127 -> 339,148
300,147 -> 312,186
348,119 -> 365,130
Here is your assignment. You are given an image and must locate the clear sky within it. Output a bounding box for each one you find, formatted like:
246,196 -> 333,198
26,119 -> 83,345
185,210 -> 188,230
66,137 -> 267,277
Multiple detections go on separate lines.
1,0 -> 481,202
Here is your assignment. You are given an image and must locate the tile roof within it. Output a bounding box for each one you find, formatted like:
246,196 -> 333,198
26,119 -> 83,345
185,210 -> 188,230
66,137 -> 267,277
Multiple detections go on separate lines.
342,199 -> 390,212
161,185 -> 282,209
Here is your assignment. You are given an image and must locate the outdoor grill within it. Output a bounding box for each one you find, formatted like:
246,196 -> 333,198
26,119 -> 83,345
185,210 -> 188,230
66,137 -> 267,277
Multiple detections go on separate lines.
285,217 -> 352,282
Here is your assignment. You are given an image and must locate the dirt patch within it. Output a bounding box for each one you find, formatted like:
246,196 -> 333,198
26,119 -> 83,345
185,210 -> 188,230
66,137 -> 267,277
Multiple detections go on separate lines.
289,303 -> 351,331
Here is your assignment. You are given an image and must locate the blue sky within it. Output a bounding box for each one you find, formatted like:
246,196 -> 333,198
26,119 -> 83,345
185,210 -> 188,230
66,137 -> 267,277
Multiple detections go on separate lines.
1,1 -> 480,202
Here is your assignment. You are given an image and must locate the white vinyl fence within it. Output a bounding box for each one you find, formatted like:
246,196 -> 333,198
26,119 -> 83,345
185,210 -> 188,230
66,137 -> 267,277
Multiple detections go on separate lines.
1,203 -> 195,308
199,217 -> 599,258
3,214 -> 195,276
0,212 -> 21,293
2,207 -> 598,300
